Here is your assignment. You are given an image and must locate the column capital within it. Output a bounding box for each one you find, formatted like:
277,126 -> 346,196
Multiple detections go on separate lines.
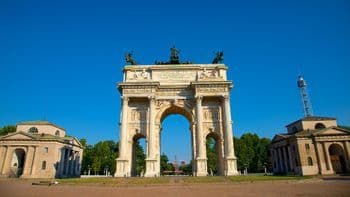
222,95 -> 230,101
148,96 -> 156,102
196,96 -> 203,102
121,96 -> 129,102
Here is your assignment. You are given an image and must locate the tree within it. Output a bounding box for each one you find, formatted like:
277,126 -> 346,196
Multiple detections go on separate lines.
134,141 -> 145,176
79,138 -> 87,147
234,133 -> 271,173
179,160 -> 193,175
0,125 -> 16,136
160,153 -> 170,172
80,139 -> 119,175
206,137 -> 218,174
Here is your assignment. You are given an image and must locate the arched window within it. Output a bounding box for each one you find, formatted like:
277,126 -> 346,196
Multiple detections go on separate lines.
42,161 -> 47,170
307,157 -> 313,166
315,123 -> 326,130
29,127 -> 38,133
55,130 -> 60,136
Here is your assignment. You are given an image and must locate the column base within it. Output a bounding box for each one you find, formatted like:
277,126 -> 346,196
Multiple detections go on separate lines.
224,156 -> 239,176
144,158 -> 159,177
114,158 -> 130,177
195,157 -> 207,177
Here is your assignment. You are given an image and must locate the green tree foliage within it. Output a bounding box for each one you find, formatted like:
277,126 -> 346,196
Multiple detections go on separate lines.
0,125 -> 16,136
80,139 -> 119,175
234,133 -> 271,173
206,137 -> 218,174
134,141 -> 146,176
160,153 -> 175,174
179,160 -> 192,175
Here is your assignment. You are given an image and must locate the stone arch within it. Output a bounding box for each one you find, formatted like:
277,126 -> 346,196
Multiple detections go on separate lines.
155,103 -> 195,175
206,132 -> 224,175
329,143 -> 347,174
315,123 -> 326,129
11,148 -> 26,177
131,133 -> 146,177
28,127 -> 38,133
155,102 -> 194,125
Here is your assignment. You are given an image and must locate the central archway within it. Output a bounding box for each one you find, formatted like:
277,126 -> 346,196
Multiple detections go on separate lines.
157,105 -> 194,175
11,149 -> 26,177
329,144 -> 347,174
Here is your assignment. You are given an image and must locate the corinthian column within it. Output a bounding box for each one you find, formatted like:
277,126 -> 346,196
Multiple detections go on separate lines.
148,96 -> 156,158
119,96 -> 129,158
115,96 -> 130,177
145,96 -> 158,177
195,96 -> 207,176
196,96 -> 205,158
222,95 -> 234,157
222,95 -> 238,175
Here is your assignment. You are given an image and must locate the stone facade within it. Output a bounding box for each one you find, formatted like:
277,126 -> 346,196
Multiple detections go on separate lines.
115,64 -> 239,177
0,121 -> 83,178
271,117 -> 350,175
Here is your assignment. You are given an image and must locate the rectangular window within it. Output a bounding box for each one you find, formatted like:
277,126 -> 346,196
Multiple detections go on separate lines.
44,147 -> 48,153
42,161 -> 46,170
305,144 -> 310,154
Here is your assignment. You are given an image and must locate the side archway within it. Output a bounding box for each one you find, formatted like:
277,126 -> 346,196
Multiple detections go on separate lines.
131,133 -> 146,177
206,132 -> 224,175
329,144 -> 347,174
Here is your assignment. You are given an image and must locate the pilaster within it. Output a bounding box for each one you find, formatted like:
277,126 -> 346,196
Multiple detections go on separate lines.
0,146 -> 8,175
322,142 -> 333,172
282,146 -> 289,172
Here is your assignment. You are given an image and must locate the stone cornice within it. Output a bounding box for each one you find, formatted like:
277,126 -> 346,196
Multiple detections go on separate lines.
0,139 -> 83,149
123,64 -> 228,71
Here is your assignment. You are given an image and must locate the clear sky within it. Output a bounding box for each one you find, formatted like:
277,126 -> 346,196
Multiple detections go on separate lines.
1,0 -> 349,162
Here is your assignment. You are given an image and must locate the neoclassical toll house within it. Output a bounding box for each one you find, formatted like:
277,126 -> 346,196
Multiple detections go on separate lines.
0,121 -> 83,178
271,117 -> 350,175
115,63 -> 239,177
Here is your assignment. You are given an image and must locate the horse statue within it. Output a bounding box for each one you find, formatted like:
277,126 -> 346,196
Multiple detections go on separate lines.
125,52 -> 137,65
212,51 -> 224,64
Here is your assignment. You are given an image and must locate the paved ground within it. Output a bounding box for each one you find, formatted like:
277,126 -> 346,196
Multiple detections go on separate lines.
0,177 -> 349,197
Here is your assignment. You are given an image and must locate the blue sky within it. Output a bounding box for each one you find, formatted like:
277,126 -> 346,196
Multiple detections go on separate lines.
1,0 -> 349,162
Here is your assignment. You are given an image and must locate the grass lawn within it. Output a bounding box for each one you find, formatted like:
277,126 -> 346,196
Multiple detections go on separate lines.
56,175 -> 312,186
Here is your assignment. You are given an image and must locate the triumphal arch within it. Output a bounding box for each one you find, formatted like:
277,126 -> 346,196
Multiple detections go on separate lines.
115,50 -> 238,177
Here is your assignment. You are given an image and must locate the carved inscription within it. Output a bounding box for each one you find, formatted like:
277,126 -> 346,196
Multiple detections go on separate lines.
197,87 -> 227,93
156,88 -> 193,97
157,71 -> 196,81
124,88 -> 152,94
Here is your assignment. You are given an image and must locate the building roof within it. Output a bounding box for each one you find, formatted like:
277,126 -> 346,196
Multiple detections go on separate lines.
272,126 -> 350,143
0,131 -> 83,148
17,120 -> 66,131
285,116 -> 336,127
